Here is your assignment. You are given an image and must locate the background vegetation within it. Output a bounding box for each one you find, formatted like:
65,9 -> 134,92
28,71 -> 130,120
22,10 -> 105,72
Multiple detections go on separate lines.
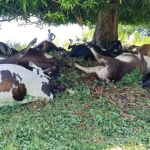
59,24 -> 150,50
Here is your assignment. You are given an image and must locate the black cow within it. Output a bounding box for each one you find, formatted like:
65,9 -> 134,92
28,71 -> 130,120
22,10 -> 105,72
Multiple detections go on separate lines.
68,39 -> 122,61
0,42 -> 18,56
108,40 -> 123,56
142,72 -> 150,88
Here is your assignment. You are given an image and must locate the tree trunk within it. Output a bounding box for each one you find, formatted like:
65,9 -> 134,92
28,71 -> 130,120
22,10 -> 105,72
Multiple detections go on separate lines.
92,9 -> 118,49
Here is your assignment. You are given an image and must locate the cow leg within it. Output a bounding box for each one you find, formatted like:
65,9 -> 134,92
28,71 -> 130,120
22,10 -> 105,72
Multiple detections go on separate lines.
26,38 -> 37,49
85,42 -> 111,64
137,51 -> 147,75
75,63 -> 110,83
86,45 -> 102,62
16,38 -> 38,62
88,46 -> 118,67
75,63 -> 101,74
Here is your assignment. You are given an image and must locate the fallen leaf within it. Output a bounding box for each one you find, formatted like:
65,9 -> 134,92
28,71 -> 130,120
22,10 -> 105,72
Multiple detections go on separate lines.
100,136 -> 104,143
76,112 -> 83,116
79,122 -> 86,126
120,111 -> 135,118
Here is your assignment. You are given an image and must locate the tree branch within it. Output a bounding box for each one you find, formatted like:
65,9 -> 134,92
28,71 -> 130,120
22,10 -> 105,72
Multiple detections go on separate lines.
51,0 -> 61,4
0,17 -> 15,22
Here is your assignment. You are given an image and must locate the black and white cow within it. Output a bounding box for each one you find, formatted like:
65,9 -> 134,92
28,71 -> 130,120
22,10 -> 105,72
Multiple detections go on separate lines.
0,62 -> 55,106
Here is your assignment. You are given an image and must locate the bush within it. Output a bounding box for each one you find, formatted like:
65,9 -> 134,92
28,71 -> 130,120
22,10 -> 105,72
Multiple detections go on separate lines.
6,40 -> 27,51
116,69 -> 143,88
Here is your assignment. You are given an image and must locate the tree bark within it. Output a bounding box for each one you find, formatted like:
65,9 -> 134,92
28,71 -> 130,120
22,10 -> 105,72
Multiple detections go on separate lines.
92,9 -> 118,49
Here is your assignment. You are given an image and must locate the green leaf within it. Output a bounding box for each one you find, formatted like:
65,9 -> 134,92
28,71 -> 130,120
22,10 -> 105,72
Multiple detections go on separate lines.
6,0 -> 9,4
21,0 -> 27,12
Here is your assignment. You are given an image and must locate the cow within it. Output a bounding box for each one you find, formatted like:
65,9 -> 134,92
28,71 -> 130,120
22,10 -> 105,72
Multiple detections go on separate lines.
0,62 -> 56,107
137,44 -> 150,57
75,42 -> 149,83
34,40 -> 60,52
122,44 -> 150,57
0,38 -> 37,64
18,49 -> 69,77
0,49 -> 68,78
0,42 -> 18,56
120,44 -> 140,54
0,54 -> 8,60
34,40 -> 70,58
142,72 -> 150,88
108,40 -> 123,56
68,39 -> 122,61
0,39 -> 69,78
0,38 -> 37,65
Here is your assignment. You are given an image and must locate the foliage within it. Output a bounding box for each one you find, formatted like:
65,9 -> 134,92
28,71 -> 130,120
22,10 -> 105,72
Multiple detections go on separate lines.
6,40 -> 27,51
60,24 -> 149,47
116,69 -> 143,88
61,40 -> 71,51
131,33 -> 150,46
77,26 -> 95,42
1,0 -> 150,49
1,0 -> 150,27
44,11 -> 67,25
118,24 -> 150,45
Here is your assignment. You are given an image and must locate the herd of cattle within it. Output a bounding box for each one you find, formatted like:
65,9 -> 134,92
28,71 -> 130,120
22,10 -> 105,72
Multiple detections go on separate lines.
0,38 -> 150,106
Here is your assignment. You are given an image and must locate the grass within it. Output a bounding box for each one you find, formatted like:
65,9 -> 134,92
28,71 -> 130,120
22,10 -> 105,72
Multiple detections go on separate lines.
0,52 -> 150,150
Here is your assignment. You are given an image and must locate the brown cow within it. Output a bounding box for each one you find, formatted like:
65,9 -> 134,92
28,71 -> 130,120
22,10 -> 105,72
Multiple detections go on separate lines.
75,42 -> 148,83
34,40 -> 69,57
18,49 -> 68,76
0,38 -> 37,64
122,44 -> 140,54
34,40 -> 66,52
0,54 -> 8,60
0,44 -> 68,77
138,44 -> 150,57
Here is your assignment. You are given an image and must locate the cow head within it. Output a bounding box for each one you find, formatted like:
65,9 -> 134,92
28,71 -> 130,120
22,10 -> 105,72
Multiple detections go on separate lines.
109,40 -> 122,53
10,48 -> 18,56
69,39 -> 73,45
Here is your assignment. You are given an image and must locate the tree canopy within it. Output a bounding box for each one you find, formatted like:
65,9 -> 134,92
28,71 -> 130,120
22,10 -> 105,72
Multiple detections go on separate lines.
0,0 -> 150,27
1,0 -> 150,47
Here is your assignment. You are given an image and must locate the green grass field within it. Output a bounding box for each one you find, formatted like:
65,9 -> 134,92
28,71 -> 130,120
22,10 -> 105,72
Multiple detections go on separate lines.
0,54 -> 150,150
